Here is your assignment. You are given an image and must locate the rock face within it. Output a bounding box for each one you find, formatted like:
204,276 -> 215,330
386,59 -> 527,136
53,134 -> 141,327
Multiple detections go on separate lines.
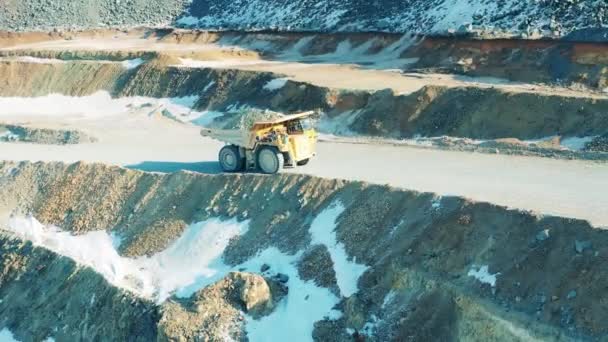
234,272 -> 273,317
1,56 -> 608,143
0,0 -> 188,31
0,236 -> 159,342
158,272 -> 275,342
182,0 -> 608,39
1,162 -> 608,340
1,0 -> 607,40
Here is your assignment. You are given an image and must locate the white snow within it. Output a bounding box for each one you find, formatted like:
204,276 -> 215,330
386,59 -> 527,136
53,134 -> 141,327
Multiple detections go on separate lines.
0,329 -> 18,342
0,92 -> 223,127
169,95 -> 199,108
5,215 -> 344,341
431,196 -> 442,210
289,34 -> 418,70
6,215 -> 249,302
0,131 -> 19,141
262,78 -> 289,91
317,111 -> 360,136
189,111 -> 225,127
176,58 -> 273,69
382,290 -> 396,308
468,265 -> 500,287
11,56 -> 64,64
176,16 -> 201,26
241,248 -> 342,342
121,58 -> 145,70
430,0 -> 484,32
203,81 -> 216,92
310,201 -> 368,297
109,232 -> 123,249
360,315 -> 381,337
0,92 -> 128,118
561,136 -> 596,151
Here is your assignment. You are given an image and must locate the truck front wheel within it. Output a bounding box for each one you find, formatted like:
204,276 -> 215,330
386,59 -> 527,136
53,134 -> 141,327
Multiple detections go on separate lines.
257,146 -> 284,174
219,145 -> 245,172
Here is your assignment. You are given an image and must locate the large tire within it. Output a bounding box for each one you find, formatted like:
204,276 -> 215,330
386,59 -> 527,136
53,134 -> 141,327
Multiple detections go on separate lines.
219,145 -> 244,172
257,146 -> 284,174
296,158 -> 310,166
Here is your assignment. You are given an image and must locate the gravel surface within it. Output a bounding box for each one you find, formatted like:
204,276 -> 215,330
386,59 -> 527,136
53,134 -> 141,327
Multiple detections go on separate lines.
182,0 -> 608,39
0,0 -> 188,31
1,0 -> 607,40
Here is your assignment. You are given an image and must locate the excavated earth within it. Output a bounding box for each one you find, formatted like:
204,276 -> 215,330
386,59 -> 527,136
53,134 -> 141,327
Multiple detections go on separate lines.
0,161 -> 607,341
0,29 -> 608,158
0,27 -> 607,342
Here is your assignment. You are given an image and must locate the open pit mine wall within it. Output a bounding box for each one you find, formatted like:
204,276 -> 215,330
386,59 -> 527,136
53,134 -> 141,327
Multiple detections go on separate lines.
0,161 -> 607,341
0,56 -> 608,140
2,0 -> 608,41
4,30 -> 608,90
184,0 -> 608,39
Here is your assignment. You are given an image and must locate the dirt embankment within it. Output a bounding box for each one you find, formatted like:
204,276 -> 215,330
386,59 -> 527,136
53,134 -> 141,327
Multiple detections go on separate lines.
406,38 -> 608,91
5,28 -> 608,90
0,162 -> 606,340
0,236 -> 158,342
2,57 -> 608,144
0,60 -> 124,96
214,31 -> 608,90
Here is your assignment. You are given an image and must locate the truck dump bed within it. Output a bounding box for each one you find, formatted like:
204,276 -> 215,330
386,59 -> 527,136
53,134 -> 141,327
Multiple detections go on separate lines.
200,128 -> 255,149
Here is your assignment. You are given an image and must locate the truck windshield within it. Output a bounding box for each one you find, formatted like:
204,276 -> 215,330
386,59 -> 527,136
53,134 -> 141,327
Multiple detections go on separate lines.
286,118 -> 315,134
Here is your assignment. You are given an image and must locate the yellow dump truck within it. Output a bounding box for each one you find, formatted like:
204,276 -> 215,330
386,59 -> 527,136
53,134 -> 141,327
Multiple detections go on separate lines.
200,111 -> 318,174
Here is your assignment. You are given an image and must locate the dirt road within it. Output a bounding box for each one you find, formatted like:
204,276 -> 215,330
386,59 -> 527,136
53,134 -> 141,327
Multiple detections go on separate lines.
3,34 -> 607,98
0,97 -> 606,227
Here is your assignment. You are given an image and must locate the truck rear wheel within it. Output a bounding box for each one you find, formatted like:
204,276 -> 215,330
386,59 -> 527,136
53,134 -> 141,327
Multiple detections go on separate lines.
219,145 -> 244,172
257,146 -> 284,174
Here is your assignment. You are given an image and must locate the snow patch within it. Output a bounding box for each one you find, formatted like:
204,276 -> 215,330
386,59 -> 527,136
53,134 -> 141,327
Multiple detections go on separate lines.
561,136 -> 596,151
263,78 -> 289,91
382,290 -> 397,308
310,201 -> 368,297
121,58 -> 145,70
0,329 -> 19,342
361,315 -> 381,336
110,232 -> 123,249
176,16 -> 201,26
0,92 -> 128,118
317,110 -> 360,136
468,265 -> 500,287
170,95 -> 199,108
0,92 -> 224,127
176,58 -> 273,69
6,215 -> 249,302
0,130 -> 19,142
11,56 -> 65,64
431,196 -> 442,210
242,248 -> 342,341
203,81 -> 216,92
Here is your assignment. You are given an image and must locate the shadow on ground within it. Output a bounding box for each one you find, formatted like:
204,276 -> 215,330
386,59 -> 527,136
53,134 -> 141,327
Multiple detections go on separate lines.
125,161 -> 222,174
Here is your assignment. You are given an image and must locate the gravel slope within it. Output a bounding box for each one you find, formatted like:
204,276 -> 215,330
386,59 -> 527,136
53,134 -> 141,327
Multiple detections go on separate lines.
2,0 -> 607,40
182,0 -> 608,39
0,0 -> 187,31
